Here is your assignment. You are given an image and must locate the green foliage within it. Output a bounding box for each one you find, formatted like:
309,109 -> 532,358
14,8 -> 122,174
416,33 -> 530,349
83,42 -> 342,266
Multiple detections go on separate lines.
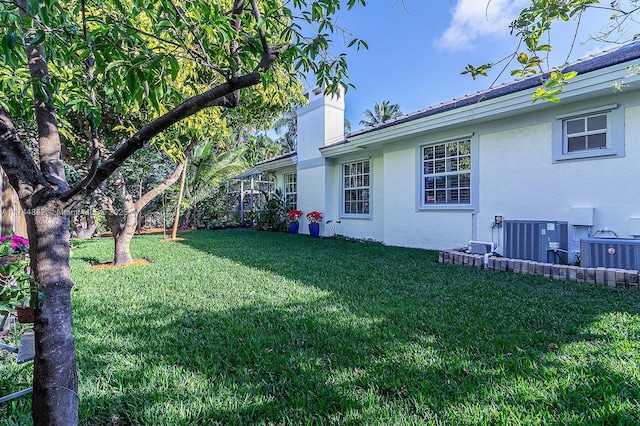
0,0 -> 366,126
0,235 -> 31,311
0,257 -> 30,312
461,62 -> 493,80
359,100 -> 402,127
461,0 -> 640,100
256,188 -> 286,231
532,70 -> 578,102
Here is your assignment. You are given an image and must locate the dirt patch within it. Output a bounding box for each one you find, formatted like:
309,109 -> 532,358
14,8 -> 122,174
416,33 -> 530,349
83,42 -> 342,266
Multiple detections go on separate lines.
159,238 -> 187,242
90,258 -> 151,271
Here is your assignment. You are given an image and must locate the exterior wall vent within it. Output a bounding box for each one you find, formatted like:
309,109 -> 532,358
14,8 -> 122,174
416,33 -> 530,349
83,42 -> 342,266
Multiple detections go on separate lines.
504,220 -> 568,263
580,238 -> 640,269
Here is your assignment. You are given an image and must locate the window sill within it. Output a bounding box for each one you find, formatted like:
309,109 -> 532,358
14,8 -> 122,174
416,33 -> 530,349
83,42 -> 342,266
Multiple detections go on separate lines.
340,214 -> 372,220
554,149 -> 621,162
418,205 -> 475,211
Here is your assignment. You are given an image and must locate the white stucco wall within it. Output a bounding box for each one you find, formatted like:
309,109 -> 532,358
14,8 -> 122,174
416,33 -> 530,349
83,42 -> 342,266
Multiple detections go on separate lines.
264,64 -> 640,252
324,153 -> 385,241
381,140 -> 473,249
475,104 -> 640,257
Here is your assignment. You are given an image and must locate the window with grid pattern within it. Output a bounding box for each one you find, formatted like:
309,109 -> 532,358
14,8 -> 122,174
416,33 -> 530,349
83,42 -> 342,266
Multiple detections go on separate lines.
564,113 -> 608,153
284,172 -> 297,210
343,160 -> 370,215
422,139 -> 471,205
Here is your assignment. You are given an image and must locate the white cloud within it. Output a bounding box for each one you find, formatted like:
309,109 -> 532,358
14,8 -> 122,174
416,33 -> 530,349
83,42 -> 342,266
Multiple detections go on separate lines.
436,0 -> 529,51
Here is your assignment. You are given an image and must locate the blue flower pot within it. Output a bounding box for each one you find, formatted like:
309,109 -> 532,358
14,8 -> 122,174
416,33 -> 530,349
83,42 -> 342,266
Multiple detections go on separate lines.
288,222 -> 299,234
309,223 -> 320,237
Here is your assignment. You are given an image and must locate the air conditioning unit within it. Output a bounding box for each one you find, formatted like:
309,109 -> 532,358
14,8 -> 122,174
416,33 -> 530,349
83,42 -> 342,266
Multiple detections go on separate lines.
580,238 -> 640,269
504,220 -> 568,263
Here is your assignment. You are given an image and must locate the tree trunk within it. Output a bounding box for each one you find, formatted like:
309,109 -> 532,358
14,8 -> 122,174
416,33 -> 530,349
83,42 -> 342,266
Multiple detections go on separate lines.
25,202 -> 78,426
113,196 -> 137,265
171,161 -> 188,239
71,205 -> 97,239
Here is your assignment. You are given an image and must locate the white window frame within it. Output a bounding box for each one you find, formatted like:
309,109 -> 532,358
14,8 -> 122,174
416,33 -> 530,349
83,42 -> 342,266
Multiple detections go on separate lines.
283,172 -> 297,210
341,158 -> 371,218
553,104 -> 624,162
420,137 -> 473,208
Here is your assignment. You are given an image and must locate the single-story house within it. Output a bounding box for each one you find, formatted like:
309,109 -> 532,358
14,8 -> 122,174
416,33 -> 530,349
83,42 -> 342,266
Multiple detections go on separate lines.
257,42 -> 640,269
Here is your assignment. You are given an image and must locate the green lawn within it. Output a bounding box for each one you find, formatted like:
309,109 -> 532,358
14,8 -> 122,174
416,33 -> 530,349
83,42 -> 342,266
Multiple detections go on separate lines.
2,229 -> 640,425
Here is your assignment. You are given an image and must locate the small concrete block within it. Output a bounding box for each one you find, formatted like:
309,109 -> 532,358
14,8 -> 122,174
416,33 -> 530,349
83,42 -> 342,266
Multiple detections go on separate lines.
527,262 -> 538,276
501,259 -> 509,272
520,261 -> 529,275
558,265 -> 568,280
616,269 -> 627,288
595,268 -> 607,285
627,270 -> 639,289
576,267 -> 586,283
543,264 -> 552,278
512,260 -> 521,273
487,257 -> 495,269
553,265 -> 567,281
474,255 -> 483,269
508,259 -> 516,272
536,263 -> 545,276
606,269 -> 617,287
586,268 -> 597,285
438,251 -> 444,264
568,266 -> 578,282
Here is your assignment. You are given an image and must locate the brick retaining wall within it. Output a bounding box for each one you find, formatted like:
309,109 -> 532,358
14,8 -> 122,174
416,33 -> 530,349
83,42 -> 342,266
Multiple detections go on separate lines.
438,249 -> 639,290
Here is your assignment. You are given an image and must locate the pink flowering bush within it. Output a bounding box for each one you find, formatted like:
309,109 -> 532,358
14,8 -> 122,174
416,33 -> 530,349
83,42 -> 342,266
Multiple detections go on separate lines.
0,234 -> 29,255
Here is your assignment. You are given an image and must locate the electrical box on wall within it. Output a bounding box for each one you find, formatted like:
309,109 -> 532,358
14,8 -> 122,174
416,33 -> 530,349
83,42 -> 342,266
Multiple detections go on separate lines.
569,207 -> 594,226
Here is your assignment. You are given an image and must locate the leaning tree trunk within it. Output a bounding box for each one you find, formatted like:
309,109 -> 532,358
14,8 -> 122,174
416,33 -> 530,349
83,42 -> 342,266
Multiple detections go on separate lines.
171,162 -> 188,239
25,202 -> 78,425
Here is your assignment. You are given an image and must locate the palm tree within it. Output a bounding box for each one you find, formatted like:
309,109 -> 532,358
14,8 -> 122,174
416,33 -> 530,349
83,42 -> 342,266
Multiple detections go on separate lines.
359,100 -> 402,127
273,109 -> 297,153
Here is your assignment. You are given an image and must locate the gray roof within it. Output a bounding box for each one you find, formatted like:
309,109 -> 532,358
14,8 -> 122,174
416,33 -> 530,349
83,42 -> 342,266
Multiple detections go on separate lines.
344,41 -> 640,140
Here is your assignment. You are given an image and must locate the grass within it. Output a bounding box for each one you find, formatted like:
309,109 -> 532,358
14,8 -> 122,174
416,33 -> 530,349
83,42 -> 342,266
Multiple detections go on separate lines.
2,229 -> 640,425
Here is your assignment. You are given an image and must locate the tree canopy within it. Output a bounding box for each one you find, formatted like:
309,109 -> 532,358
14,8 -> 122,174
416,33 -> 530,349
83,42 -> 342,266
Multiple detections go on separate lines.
0,1 -> 367,424
359,100 -> 403,127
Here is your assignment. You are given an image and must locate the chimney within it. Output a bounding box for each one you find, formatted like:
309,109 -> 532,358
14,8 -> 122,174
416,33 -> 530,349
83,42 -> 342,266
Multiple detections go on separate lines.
296,87 -> 345,162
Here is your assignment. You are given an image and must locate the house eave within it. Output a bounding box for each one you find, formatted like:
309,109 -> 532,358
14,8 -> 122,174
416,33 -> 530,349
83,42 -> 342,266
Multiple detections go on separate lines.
255,152 -> 298,171
320,51 -> 640,159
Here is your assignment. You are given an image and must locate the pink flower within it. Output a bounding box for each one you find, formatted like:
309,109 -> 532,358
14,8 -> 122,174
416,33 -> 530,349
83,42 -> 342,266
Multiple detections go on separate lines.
0,234 -> 29,251
11,235 -> 28,249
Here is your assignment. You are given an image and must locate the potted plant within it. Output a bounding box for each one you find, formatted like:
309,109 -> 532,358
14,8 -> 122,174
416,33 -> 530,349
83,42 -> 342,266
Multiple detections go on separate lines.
286,209 -> 303,234
306,211 -> 323,237
0,234 -> 32,323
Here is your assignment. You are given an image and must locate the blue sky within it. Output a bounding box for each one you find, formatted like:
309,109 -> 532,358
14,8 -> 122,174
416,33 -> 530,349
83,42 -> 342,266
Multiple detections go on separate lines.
331,0 -> 640,130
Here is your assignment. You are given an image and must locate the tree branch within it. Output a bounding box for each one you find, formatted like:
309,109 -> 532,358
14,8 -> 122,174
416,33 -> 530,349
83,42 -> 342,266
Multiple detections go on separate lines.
60,70 -> 274,206
134,139 -> 198,210
0,108 -> 49,205
17,0 -> 68,193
